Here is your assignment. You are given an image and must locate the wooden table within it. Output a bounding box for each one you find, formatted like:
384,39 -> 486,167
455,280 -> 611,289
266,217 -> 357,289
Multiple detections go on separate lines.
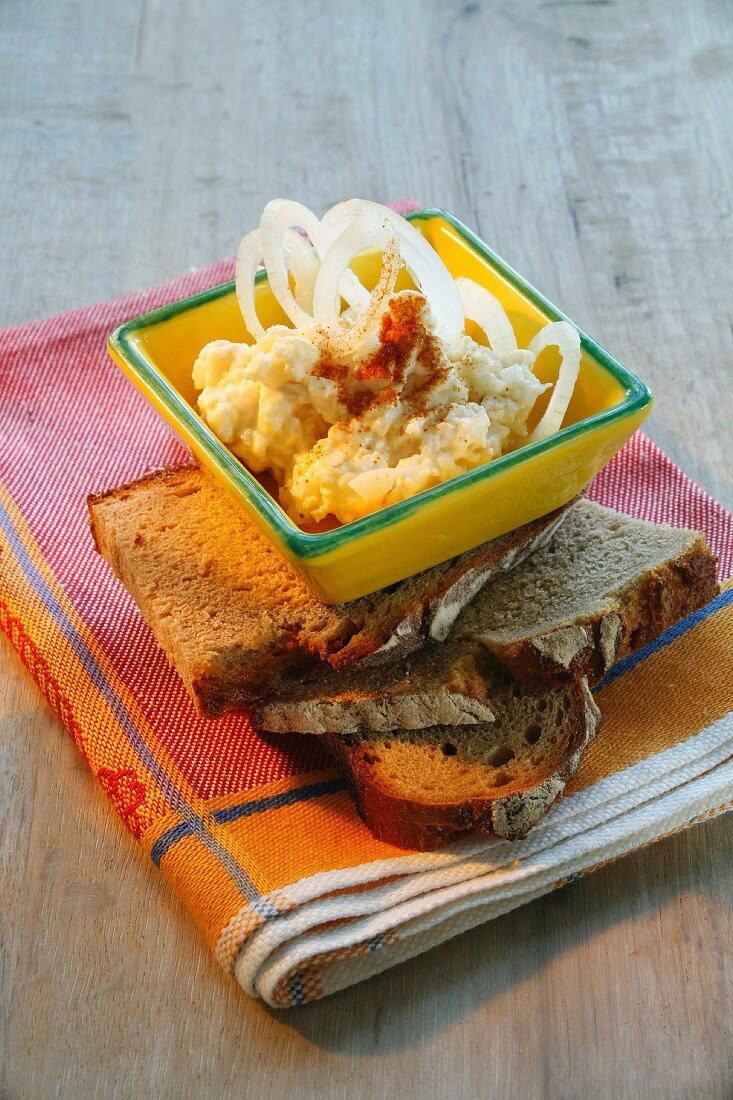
2,2 -> 731,1096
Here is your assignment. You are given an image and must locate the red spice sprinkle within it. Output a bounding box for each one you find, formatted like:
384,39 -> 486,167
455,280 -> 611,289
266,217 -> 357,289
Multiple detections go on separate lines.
313,294 -> 448,423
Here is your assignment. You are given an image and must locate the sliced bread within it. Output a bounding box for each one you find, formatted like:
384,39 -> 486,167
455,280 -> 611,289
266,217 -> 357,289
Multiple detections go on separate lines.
253,642 -> 496,733
323,498 -> 572,669
87,465 -> 572,715
453,499 -> 719,690
324,672 -> 601,848
258,500 -> 718,732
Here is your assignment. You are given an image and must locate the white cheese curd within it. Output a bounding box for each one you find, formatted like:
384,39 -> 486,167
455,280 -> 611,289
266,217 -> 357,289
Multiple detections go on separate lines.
194,292 -> 547,526
193,327 -> 344,482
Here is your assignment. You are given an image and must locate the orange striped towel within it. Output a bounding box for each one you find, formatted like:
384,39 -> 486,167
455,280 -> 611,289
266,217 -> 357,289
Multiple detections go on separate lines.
2,253 -> 731,1006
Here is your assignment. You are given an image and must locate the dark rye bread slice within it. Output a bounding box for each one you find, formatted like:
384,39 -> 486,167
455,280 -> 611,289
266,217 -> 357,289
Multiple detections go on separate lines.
452,499 -> 719,691
322,498 -> 573,670
256,500 -> 718,733
254,643 -> 497,733
87,465 -> 573,716
324,673 -> 602,849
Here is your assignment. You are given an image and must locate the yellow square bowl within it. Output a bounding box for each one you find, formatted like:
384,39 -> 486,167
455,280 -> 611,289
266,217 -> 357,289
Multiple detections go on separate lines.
107,208 -> 652,603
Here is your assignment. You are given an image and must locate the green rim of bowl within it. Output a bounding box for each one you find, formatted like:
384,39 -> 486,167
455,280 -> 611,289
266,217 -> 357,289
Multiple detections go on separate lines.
108,207 -> 652,560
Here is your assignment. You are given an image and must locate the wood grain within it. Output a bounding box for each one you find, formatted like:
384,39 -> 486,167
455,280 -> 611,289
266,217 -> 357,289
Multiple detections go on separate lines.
1,1 -> 732,1097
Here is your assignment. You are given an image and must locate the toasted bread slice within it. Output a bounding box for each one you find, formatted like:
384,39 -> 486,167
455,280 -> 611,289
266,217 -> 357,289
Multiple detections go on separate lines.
324,674 -> 601,848
453,499 -> 719,690
87,465 -> 573,716
253,643 -> 497,733
258,501 -> 718,732
322,499 -> 573,670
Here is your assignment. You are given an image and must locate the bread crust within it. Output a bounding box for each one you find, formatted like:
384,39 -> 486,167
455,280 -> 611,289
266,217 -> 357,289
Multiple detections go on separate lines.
253,646 -> 497,734
324,679 -> 601,849
87,464 -> 198,504
485,537 -> 719,691
324,499 -> 577,670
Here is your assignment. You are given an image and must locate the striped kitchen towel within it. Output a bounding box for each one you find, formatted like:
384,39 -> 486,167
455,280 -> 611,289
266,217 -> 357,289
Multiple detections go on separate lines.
2,225 -> 731,1007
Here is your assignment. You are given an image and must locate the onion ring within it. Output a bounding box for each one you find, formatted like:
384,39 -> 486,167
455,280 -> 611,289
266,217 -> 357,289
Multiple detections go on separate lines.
284,228 -> 319,312
235,228 -> 266,341
312,213 -> 401,354
456,277 -> 518,358
319,199 -> 464,344
527,321 -> 581,441
259,199 -> 322,329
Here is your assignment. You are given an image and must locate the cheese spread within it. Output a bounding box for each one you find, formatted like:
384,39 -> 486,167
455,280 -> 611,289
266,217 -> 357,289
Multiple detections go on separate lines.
193,291 -> 546,526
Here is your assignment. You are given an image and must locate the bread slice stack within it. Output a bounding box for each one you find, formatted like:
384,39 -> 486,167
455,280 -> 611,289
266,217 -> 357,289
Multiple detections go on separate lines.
88,466 -> 719,849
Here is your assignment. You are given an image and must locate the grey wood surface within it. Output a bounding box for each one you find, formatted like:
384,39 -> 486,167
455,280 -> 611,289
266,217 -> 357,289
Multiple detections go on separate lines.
1,1 -> 732,1097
